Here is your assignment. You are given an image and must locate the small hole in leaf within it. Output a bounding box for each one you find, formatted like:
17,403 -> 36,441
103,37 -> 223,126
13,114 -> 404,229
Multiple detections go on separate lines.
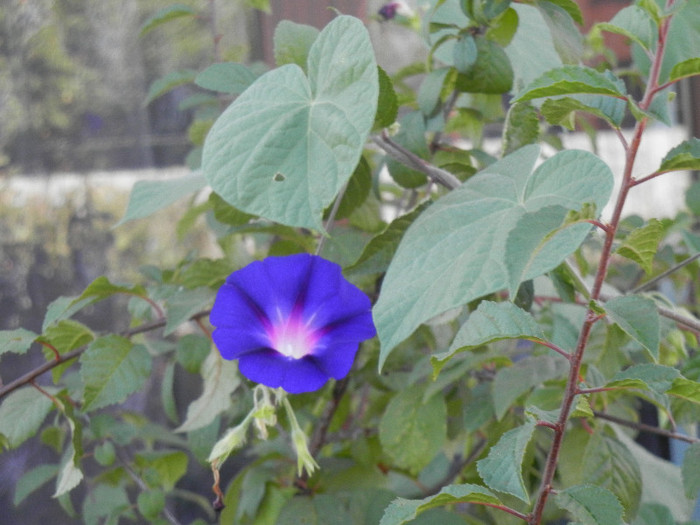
273,172 -> 286,182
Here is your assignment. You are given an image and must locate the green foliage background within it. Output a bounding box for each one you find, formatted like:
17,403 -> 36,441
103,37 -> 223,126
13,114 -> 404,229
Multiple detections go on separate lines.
2,0 -> 700,524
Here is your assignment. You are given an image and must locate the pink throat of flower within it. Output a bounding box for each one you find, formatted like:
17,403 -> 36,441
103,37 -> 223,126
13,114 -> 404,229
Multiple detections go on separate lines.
268,316 -> 318,360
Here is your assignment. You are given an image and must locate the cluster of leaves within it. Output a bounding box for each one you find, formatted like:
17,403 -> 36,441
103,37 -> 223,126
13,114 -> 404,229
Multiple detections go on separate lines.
2,0 -> 700,524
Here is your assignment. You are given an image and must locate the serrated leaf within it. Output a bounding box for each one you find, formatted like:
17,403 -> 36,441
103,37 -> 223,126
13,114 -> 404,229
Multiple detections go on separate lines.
135,451 -> 188,490
0,327 -> 37,356
140,4 -> 197,36
54,444 -> 83,497
379,484 -> 501,525
0,387 -> 55,448
180,259 -> 231,289
42,295 -> 93,330
375,145 -> 613,367
14,464 -> 59,505
555,484 -> 624,525
597,6 -> 656,51
117,171 -> 207,225
666,376 -> 700,405
346,203 -> 429,277
659,137 -> 700,173
605,295 -> 660,361
203,16 -> 378,231
579,434 -> 642,519
477,418 -> 536,502
616,219 -> 664,274
541,93 -> 626,128
74,276 -> 147,305
39,320 -> 95,381
456,36 -> 513,94
669,57 -> 700,82
492,355 -> 569,419
375,66 -> 398,129
503,102 -> 539,155
145,69 -> 197,106
80,336 -> 152,411
515,65 -> 627,102
195,62 -> 257,95
432,300 -> 546,374
378,388 -> 447,474
682,442 -> 700,499
606,363 -> 681,393
176,349 -> 241,432
273,20 -> 319,69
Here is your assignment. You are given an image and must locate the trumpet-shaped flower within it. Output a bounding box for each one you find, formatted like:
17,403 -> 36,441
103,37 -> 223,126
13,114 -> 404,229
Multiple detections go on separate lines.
210,254 -> 375,394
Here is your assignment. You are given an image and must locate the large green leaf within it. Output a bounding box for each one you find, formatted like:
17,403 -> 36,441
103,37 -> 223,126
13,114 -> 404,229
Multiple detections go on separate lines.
203,16 -> 378,231
379,484 -> 501,525
554,484 -> 624,525
604,295 -> 660,361
80,335 -> 152,411
375,145 -> 613,367
378,388 -> 446,474
477,417 -> 536,503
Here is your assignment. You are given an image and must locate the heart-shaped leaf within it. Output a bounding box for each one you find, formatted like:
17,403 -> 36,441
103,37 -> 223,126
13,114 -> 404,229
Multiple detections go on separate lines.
203,16 -> 378,231
374,145 -> 613,367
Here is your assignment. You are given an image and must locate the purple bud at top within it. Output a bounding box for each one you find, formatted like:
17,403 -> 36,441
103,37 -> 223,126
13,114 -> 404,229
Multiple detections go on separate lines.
378,2 -> 400,20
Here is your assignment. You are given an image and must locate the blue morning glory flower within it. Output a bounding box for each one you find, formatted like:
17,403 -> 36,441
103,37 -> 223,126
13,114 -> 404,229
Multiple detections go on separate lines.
210,254 -> 376,394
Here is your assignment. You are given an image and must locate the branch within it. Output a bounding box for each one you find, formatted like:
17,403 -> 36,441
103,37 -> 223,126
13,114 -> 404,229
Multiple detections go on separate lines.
0,310 -> 211,400
631,252 -> 700,294
373,130 -> 461,190
593,410 -> 699,444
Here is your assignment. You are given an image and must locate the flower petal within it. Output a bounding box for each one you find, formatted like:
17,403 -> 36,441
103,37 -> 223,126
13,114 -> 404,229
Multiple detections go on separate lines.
210,254 -> 376,393
238,350 -> 329,394
211,327 -> 270,360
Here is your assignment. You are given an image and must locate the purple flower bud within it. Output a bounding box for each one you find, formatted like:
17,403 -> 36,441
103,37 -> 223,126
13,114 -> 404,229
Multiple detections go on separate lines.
378,2 -> 400,20
210,254 -> 376,394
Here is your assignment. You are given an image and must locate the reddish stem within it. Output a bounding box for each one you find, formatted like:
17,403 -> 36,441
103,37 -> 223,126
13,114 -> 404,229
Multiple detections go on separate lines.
39,341 -> 61,361
528,7 -> 675,523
